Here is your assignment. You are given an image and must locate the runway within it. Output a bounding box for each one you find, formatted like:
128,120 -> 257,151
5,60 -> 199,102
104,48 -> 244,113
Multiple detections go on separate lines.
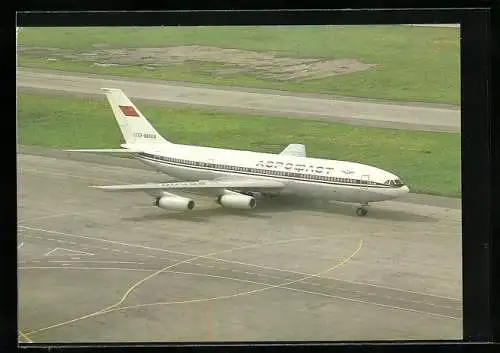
17,151 -> 462,342
17,69 -> 460,132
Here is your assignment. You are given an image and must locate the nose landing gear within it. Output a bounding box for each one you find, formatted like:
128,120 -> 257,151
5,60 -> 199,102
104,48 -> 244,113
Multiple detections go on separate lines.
356,203 -> 369,216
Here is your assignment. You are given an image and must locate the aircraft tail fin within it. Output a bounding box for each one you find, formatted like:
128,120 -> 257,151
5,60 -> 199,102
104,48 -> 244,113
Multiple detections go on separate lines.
101,88 -> 171,145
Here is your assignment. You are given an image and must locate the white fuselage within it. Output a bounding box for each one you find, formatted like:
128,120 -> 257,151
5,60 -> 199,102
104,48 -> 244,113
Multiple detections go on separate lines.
132,143 -> 409,204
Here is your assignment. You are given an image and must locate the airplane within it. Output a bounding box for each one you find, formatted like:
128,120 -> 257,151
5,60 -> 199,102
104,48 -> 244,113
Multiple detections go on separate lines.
67,88 -> 410,217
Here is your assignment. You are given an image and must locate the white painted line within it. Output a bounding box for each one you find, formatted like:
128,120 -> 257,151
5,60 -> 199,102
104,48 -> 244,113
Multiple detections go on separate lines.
48,260 -> 145,265
18,212 -> 74,224
422,302 -> 454,309
18,330 -> 33,344
28,267 -> 461,321
320,276 -> 462,301
213,254 -> 463,301
18,242 -> 24,249
44,248 -> 58,256
20,266 -> 154,272
18,225 -> 193,257
44,247 -> 94,256
20,225 -> 461,302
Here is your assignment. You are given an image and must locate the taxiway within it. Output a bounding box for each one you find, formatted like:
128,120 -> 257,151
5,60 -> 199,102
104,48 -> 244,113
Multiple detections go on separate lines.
17,69 -> 460,132
17,151 -> 462,342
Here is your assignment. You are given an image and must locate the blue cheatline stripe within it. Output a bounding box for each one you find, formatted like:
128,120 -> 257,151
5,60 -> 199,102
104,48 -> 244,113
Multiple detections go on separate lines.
136,153 -> 396,190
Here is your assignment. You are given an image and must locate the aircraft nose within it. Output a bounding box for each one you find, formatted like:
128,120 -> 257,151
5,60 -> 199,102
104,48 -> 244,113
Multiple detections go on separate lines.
400,185 -> 410,194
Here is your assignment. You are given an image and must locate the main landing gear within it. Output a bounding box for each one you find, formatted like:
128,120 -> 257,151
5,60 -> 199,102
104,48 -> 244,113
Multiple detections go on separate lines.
356,204 -> 369,217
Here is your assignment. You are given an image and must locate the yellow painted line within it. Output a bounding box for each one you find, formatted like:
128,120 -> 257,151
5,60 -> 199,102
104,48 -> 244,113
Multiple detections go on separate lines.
24,239 -> 363,336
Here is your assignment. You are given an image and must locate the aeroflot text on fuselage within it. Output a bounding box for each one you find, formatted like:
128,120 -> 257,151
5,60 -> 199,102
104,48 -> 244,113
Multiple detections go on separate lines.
256,160 -> 343,175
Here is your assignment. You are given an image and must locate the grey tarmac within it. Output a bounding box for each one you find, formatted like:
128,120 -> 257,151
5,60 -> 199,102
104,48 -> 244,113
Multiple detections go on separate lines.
17,69 -> 460,132
17,151 -> 462,342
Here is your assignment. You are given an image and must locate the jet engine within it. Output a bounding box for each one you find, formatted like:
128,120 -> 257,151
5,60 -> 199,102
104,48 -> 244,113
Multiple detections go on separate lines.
217,192 -> 256,209
153,195 -> 195,211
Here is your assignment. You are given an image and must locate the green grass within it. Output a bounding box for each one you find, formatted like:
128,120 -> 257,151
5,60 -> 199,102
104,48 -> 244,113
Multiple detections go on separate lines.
17,91 -> 461,197
18,25 -> 460,105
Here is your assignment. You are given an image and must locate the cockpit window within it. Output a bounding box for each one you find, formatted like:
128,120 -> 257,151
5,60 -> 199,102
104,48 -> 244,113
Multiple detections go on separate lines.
384,179 -> 405,187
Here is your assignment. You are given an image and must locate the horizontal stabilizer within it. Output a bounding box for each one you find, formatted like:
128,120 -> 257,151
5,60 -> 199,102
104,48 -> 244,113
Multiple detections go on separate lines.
91,179 -> 285,192
66,149 -> 143,153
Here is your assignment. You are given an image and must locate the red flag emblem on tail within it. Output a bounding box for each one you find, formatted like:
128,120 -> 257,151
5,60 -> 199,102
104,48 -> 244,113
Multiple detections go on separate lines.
119,105 -> 139,117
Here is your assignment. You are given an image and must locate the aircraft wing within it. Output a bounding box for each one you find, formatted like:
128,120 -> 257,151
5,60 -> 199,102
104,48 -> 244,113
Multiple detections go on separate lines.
91,179 -> 285,192
279,144 -> 306,157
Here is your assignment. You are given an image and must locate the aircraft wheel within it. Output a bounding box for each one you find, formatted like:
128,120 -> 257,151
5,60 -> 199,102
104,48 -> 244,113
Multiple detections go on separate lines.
356,207 -> 368,216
